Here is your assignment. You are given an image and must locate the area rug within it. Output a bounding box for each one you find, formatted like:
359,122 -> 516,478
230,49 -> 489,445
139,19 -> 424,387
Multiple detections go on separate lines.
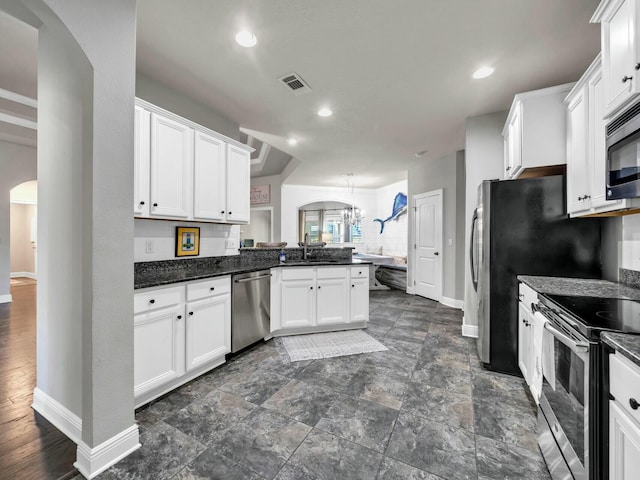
277,330 -> 388,362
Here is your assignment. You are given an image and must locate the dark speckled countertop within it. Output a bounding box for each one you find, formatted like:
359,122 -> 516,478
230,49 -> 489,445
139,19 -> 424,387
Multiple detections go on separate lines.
602,332 -> 640,368
517,275 -> 640,300
135,251 -> 370,290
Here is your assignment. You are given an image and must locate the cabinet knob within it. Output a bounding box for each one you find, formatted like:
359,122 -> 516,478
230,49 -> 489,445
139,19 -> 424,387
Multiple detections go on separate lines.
434,251 -> 439,256
623,75 -> 633,83
584,194 -> 591,200
318,286 -> 322,289
359,271 -> 362,275
140,201 -> 145,205
631,398 -> 639,410
210,287 -> 215,291
149,299 -> 155,304
177,315 -> 182,319
228,211 -> 232,215
578,196 -> 583,201
188,311 -> 194,316
153,202 -> 158,207
506,166 -> 511,171
220,211 -> 225,214
352,284 -> 355,288
310,286 -> 313,290
635,63 -> 640,71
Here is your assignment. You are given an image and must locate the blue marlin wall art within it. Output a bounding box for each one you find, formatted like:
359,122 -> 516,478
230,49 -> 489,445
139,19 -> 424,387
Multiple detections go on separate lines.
374,192 -> 408,233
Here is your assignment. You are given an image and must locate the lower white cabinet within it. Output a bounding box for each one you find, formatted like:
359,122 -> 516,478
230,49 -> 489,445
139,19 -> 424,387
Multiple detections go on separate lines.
517,282 -> 538,396
610,352 -> 640,479
271,265 -> 369,334
134,277 -> 230,406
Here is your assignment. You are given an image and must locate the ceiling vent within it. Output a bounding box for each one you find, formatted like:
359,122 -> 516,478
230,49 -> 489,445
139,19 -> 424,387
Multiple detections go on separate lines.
279,73 -> 311,96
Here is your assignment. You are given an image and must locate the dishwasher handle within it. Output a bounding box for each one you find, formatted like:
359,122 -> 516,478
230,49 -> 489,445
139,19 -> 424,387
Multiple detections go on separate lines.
234,273 -> 272,283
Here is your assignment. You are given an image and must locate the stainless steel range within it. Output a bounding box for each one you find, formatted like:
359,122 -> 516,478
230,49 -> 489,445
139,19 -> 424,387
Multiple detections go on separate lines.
534,294 -> 640,480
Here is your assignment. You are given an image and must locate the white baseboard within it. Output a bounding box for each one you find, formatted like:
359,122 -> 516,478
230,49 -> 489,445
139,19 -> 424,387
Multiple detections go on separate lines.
75,424 -> 140,479
462,324 -> 479,338
0,294 -> 12,304
406,286 -> 415,295
441,296 -> 464,310
32,387 -> 82,444
10,271 -> 37,279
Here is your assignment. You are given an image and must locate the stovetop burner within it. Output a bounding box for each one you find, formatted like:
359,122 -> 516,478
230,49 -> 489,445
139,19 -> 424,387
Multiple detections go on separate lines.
543,294 -> 640,337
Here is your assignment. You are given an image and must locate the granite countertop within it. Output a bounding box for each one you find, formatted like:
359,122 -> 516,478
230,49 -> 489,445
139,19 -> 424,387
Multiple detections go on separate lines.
135,258 -> 371,290
602,332 -> 640,368
517,275 -> 640,301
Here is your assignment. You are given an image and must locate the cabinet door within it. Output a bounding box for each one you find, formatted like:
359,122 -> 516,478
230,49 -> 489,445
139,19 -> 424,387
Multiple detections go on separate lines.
566,87 -> 590,215
281,279 -> 315,329
610,400 -> 640,479
602,0 -> 636,116
518,302 -> 532,385
193,131 -> 226,221
504,105 -> 522,179
185,294 -> 230,371
134,306 -> 184,397
150,112 -> 193,219
134,105 -> 150,217
350,277 -> 369,323
226,144 -> 250,223
316,277 -> 349,325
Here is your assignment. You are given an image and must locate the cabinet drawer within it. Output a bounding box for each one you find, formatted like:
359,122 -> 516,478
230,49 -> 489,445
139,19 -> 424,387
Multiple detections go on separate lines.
351,266 -> 369,279
187,276 -> 230,302
281,267 -> 314,281
134,285 -> 184,314
610,353 -> 640,424
519,282 -> 538,312
316,266 -> 348,279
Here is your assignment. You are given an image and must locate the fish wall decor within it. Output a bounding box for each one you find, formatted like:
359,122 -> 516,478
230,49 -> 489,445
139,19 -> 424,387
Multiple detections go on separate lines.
374,192 -> 407,233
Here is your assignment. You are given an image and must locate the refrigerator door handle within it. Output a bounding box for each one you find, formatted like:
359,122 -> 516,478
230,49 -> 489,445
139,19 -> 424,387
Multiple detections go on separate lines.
470,208 -> 479,291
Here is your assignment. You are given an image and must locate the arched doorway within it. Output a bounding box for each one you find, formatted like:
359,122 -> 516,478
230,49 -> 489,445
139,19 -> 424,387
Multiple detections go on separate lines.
10,180 -> 37,282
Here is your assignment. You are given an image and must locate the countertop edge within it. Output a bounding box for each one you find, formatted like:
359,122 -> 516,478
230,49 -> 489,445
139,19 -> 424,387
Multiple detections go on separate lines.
602,332 -> 640,368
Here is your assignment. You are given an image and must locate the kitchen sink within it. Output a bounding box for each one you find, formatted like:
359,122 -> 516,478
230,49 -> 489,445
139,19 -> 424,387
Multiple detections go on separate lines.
282,259 -> 346,265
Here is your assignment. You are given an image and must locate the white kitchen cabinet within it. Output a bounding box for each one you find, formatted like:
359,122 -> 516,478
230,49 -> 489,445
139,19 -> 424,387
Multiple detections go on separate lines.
592,0 -> 640,118
503,84 -> 575,180
193,130 -> 226,222
226,144 -> 250,224
271,265 -> 368,334
134,276 -> 231,407
150,112 -> 193,219
134,98 -> 252,224
609,352 -> 640,479
134,105 -> 150,217
133,285 -> 185,398
566,55 -> 640,216
517,282 -> 538,394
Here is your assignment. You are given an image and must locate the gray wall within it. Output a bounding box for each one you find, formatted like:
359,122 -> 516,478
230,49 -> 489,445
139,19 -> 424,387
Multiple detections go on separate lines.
250,174 -> 283,242
602,216 -> 622,281
0,141 -> 37,301
136,73 -> 239,141
408,151 -> 465,303
463,111 -> 508,330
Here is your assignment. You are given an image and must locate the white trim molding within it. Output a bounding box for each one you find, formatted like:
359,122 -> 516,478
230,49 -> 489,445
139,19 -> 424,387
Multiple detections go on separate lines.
10,271 -> 37,279
0,87 -> 37,108
0,294 -> 13,304
441,296 -> 463,309
75,424 -> 140,479
32,387 -> 82,444
462,324 -> 479,338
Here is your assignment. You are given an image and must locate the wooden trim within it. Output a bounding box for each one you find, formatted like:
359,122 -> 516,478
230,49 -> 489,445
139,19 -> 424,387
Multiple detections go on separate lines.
0,112 -> 37,130
516,164 -> 566,179
31,387 -> 82,444
10,272 -> 37,279
0,87 -> 37,108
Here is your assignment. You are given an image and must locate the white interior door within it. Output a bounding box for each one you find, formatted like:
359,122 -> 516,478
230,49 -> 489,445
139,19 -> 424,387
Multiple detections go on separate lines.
413,190 -> 443,301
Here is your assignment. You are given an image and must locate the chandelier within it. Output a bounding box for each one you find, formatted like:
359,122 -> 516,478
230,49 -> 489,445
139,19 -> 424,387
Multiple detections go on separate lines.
342,174 -> 365,227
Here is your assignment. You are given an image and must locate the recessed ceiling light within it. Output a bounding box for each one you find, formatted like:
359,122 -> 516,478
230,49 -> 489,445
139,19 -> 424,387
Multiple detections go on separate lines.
472,66 -> 494,79
235,30 -> 257,48
287,138 -> 298,146
317,107 -> 333,117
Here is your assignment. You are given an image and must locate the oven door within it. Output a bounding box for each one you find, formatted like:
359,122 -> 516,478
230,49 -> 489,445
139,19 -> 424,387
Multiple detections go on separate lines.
538,317 -> 590,480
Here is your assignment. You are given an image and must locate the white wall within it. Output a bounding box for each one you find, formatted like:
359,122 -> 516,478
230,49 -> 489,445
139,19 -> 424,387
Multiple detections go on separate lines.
251,174 -> 283,242
373,180 -> 408,258
620,215 -> 640,271
134,220 -> 239,262
0,141 -> 37,302
463,111 -> 508,331
281,184 -> 377,247
10,202 -> 36,275
408,151 -> 465,304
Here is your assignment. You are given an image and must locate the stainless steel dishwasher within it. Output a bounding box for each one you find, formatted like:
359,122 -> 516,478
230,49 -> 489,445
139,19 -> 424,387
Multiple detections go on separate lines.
231,270 -> 271,352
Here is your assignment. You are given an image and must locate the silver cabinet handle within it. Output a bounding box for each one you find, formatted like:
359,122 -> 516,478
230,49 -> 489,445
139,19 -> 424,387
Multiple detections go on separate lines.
234,273 -> 272,283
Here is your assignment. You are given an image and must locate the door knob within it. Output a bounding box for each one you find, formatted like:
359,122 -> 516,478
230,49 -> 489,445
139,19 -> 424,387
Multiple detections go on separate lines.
434,252 -> 439,256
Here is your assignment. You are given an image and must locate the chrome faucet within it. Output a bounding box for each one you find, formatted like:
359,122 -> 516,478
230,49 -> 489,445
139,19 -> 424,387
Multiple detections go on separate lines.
303,233 -> 309,260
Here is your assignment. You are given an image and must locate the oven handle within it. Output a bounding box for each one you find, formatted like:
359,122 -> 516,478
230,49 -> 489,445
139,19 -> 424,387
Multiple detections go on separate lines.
543,320 -> 589,355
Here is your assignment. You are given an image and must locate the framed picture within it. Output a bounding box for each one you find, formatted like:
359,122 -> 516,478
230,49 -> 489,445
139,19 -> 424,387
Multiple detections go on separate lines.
175,226 -> 200,257
250,184 -> 271,205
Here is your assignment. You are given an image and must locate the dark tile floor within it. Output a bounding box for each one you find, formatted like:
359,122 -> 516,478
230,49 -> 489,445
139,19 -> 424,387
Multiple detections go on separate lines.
85,289 -> 550,480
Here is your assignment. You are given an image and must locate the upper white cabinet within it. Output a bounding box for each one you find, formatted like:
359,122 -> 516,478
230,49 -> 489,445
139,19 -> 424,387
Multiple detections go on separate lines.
134,98 -> 252,224
566,55 -> 640,216
593,0 -> 640,117
503,83 -> 575,180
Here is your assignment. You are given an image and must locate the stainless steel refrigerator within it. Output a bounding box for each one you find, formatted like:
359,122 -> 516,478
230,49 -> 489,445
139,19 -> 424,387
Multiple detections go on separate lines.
470,176 -> 602,375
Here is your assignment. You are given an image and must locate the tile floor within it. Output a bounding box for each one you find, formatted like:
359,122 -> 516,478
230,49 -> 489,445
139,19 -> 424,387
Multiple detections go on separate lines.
85,289 -> 550,480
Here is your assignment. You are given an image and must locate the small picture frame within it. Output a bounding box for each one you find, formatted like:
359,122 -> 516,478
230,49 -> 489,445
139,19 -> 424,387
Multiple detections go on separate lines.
175,226 -> 200,257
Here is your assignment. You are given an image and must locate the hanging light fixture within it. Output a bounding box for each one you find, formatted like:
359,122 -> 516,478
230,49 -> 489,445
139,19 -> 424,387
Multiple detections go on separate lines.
342,174 -> 365,228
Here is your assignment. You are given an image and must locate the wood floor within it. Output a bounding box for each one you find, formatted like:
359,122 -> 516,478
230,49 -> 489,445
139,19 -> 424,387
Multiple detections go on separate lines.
0,281 -> 77,480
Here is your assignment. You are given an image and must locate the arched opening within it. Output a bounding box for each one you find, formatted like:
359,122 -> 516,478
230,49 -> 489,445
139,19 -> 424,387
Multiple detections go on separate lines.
298,200 -> 366,245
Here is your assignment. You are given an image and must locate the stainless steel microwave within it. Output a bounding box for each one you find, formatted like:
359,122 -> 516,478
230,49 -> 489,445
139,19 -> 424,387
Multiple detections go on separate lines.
606,102 -> 640,199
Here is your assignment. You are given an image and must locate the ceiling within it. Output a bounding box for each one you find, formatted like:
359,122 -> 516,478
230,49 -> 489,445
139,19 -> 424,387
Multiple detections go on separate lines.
1,1 -> 602,187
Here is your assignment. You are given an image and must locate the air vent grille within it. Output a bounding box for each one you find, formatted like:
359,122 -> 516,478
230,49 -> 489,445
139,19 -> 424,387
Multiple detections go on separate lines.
279,73 -> 311,95
607,101 -> 640,136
